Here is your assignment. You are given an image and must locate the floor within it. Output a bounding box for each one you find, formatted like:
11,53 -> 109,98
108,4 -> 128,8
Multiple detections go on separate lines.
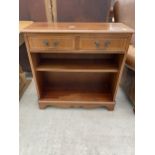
20,81 -> 135,155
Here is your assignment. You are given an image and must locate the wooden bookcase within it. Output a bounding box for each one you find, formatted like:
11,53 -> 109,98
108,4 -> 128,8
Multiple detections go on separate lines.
23,23 -> 133,110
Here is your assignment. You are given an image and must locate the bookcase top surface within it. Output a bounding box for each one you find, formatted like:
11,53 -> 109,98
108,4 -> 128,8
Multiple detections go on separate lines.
21,22 -> 134,33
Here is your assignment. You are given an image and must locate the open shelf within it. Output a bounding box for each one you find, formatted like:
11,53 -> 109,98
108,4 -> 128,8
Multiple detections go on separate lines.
32,53 -> 123,73
31,53 -> 122,108
38,72 -> 115,104
36,59 -> 118,73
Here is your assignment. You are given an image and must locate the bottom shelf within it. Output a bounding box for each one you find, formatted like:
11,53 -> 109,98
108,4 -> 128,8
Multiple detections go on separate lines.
41,89 -> 113,102
36,72 -> 116,110
39,90 -> 115,110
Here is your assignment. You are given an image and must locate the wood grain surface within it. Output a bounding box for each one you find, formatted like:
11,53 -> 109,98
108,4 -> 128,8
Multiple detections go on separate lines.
21,22 -> 134,33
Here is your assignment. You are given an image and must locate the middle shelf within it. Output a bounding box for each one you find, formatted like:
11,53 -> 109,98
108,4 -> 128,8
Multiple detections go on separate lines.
31,53 -> 123,73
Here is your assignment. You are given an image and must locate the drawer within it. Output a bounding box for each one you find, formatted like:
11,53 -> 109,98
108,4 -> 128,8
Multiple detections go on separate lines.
28,35 -> 75,51
79,36 -> 127,51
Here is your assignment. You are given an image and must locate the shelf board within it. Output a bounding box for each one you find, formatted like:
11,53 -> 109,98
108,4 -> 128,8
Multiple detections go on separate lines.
40,89 -> 113,103
36,59 -> 119,73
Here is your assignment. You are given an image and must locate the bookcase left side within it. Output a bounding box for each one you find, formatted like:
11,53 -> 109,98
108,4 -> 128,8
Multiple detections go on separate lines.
24,33 -> 43,99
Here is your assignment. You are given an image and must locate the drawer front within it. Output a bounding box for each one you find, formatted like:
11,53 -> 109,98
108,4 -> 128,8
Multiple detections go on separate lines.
79,36 -> 127,51
28,35 -> 75,51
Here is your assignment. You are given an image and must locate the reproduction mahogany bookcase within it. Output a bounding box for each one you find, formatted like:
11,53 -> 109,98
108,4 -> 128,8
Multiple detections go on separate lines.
22,23 -> 133,110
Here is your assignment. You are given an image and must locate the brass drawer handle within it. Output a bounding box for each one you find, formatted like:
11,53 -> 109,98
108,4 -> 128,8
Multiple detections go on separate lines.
104,40 -> 111,48
94,41 -> 100,48
42,40 -> 49,46
52,41 -> 60,47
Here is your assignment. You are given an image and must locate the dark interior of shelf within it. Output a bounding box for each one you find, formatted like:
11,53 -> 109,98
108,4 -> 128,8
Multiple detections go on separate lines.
32,53 -> 123,72
39,72 -> 115,102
